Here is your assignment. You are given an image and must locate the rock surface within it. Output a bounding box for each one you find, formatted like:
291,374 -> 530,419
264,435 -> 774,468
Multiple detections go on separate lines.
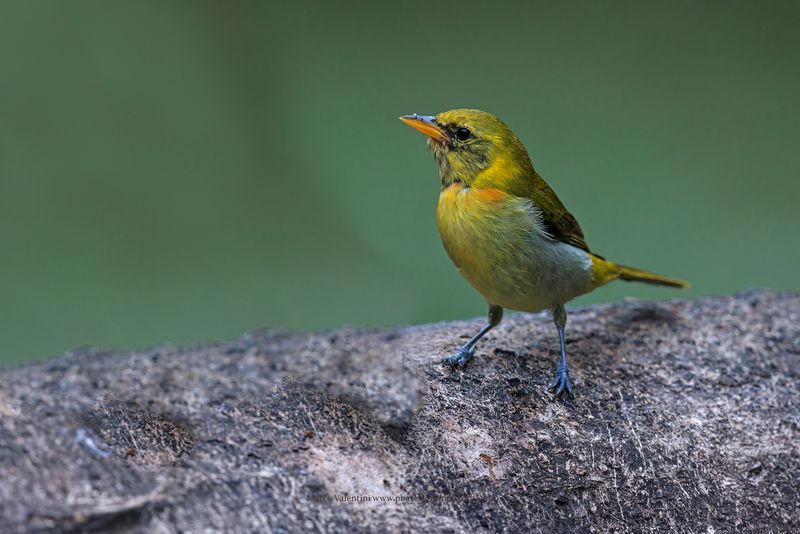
0,290 -> 798,533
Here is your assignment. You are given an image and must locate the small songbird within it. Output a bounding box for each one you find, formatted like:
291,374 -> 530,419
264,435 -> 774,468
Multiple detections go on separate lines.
400,109 -> 689,398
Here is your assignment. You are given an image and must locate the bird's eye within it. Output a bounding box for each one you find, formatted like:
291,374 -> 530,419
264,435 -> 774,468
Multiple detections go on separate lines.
455,127 -> 472,141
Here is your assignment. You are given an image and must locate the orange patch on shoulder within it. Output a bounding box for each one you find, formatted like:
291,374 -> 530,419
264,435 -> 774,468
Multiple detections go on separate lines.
472,187 -> 508,203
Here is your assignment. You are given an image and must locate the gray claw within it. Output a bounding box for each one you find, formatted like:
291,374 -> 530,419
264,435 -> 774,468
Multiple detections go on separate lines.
549,365 -> 574,399
442,346 -> 474,368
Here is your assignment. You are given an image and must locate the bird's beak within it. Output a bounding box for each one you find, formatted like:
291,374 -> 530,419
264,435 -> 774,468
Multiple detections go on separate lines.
399,114 -> 449,143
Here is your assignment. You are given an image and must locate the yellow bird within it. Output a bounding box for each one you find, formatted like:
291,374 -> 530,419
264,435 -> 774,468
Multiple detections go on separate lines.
400,109 -> 689,398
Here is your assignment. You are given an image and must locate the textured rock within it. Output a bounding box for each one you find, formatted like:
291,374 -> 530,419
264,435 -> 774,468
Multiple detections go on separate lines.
0,290 -> 798,533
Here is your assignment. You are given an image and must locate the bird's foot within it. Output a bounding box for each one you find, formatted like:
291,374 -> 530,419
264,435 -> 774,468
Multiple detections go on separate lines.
442,345 -> 474,368
549,363 -> 574,399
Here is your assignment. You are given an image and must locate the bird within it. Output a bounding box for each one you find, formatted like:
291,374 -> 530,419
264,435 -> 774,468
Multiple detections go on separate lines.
400,109 -> 689,398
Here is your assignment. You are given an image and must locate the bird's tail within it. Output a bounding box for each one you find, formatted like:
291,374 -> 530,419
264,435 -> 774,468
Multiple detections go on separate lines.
616,264 -> 690,288
591,254 -> 690,289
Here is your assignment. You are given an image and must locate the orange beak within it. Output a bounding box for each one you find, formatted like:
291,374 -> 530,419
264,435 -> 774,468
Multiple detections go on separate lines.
399,114 -> 449,143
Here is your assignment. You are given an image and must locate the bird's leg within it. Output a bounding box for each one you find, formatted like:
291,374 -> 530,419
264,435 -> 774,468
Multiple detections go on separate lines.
549,304 -> 574,398
443,304 -> 503,368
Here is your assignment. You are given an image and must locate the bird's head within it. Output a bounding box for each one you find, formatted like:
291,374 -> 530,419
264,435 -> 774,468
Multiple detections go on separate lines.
400,109 -> 533,189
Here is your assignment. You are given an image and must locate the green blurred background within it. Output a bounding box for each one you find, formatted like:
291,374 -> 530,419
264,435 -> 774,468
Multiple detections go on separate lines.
1,1 -> 798,365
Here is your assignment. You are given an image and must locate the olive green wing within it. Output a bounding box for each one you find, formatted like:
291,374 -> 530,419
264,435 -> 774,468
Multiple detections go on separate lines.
527,171 -> 591,252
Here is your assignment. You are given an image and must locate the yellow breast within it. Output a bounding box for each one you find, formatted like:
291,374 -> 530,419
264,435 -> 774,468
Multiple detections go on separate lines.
436,183 -> 594,312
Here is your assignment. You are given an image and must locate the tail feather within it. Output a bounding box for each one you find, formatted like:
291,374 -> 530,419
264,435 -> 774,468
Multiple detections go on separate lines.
616,264 -> 690,288
590,254 -> 690,288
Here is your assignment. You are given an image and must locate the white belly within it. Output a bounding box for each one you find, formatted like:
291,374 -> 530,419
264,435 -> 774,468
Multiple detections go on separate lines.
437,185 -> 594,312
485,230 -> 595,312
